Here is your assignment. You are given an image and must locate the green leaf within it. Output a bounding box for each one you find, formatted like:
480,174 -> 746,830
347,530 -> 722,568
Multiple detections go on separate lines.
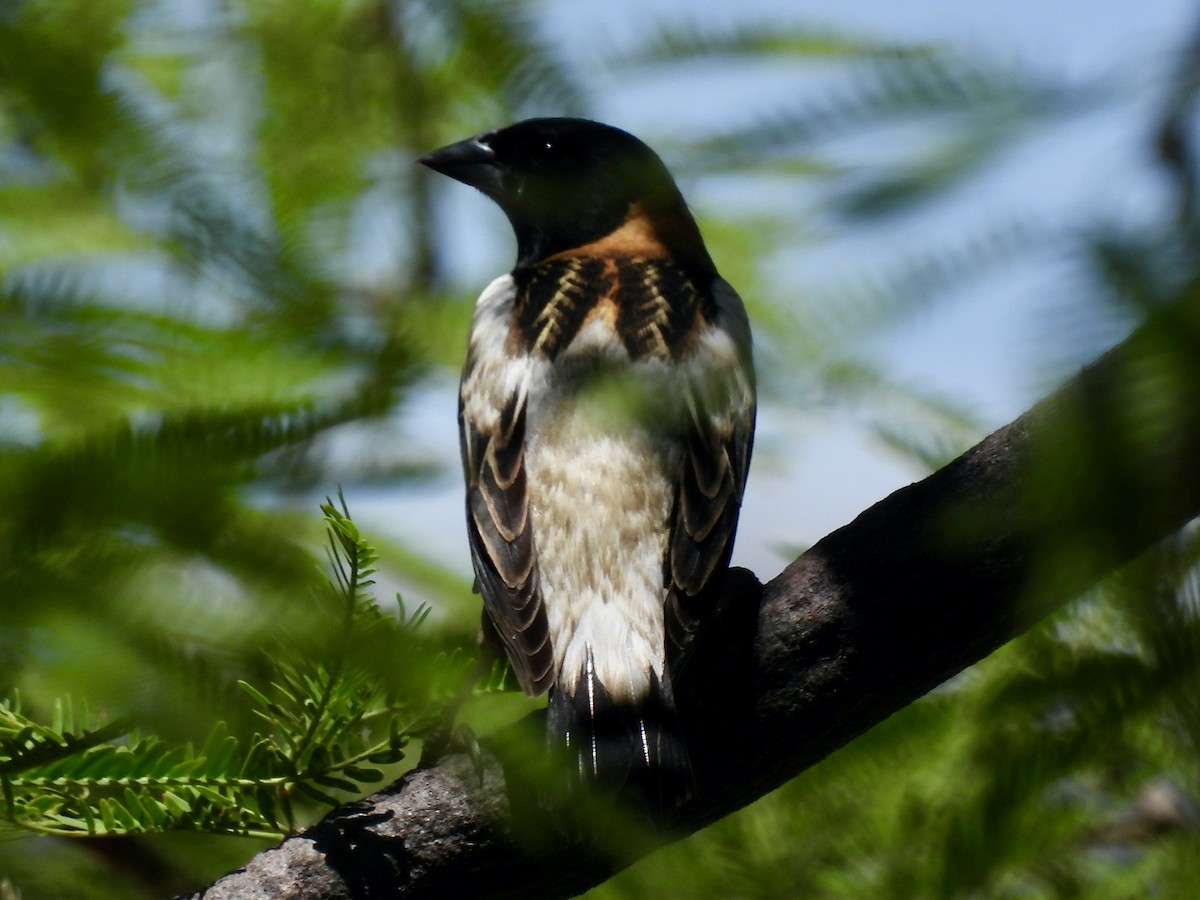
292,781 -> 342,808
162,790 -> 192,817
237,681 -> 273,709
341,766 -> 384,783
311,772 -> 358,793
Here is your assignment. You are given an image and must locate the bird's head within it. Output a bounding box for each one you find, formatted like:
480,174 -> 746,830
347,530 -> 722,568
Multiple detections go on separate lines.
419,117 -> 714,273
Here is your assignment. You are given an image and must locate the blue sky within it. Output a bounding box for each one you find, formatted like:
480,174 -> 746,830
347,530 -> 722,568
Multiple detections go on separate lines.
356,0 -> 1199,587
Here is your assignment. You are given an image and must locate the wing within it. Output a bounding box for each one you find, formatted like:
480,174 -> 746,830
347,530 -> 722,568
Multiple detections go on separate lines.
665,277 -> 756,673
459,276 -> 554,697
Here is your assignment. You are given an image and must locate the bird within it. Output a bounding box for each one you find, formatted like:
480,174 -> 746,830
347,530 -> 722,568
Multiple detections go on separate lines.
419,118 -> 755,810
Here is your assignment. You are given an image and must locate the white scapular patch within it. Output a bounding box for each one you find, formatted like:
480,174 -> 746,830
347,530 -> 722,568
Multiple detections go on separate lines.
461,275 -> 531,436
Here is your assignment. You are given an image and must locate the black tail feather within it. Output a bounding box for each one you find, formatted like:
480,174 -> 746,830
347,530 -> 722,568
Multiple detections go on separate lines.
547,660 -> 693,813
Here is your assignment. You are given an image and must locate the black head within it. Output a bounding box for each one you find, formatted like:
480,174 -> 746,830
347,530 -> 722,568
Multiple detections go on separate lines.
419,118 -> 713,272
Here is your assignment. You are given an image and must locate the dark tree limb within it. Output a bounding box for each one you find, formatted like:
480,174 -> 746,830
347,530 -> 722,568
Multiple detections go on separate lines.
182,285 -> 1200,899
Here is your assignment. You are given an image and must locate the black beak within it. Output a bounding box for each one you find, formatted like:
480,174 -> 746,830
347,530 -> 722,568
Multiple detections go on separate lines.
418,135 -> 503,195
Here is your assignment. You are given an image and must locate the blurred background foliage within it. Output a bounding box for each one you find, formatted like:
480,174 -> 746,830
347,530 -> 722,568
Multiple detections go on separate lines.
1,0 -> 1199,897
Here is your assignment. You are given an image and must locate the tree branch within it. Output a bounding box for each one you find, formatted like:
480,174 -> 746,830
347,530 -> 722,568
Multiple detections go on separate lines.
182,285 -> 1200,899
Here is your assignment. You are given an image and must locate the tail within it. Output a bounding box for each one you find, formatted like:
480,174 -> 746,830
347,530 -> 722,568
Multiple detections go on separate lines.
546,659 -> 693,813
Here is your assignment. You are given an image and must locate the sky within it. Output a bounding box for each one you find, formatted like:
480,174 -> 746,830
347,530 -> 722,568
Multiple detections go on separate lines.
351,0 -> 1200,591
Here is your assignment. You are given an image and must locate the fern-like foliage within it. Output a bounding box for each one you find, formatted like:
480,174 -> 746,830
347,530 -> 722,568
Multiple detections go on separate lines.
0,496 -> 454,840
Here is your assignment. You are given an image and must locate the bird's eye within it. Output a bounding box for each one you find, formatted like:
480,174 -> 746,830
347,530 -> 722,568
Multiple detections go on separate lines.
524,138 -> 560,171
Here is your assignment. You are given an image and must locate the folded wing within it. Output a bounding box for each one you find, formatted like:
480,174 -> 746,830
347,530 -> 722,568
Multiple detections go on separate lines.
665,278 -> 756,673
460,277 -> 554,696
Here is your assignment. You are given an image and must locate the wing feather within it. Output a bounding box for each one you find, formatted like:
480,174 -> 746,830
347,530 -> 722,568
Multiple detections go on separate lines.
460,276 -> 554,696
665,278 -> 756,672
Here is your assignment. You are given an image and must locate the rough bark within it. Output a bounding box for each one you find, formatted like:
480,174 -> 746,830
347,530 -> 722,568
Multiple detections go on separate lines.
182,286 -> 1200,899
